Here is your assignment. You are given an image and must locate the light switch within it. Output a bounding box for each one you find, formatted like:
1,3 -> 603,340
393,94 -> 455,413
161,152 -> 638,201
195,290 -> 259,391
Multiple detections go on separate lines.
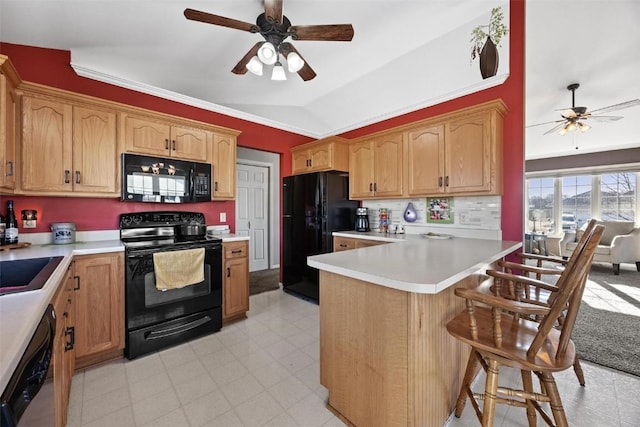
220,212 -> 227,222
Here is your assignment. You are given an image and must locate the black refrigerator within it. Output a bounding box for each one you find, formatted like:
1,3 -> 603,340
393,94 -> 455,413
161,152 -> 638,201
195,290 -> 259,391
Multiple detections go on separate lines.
282,172 -> 359,302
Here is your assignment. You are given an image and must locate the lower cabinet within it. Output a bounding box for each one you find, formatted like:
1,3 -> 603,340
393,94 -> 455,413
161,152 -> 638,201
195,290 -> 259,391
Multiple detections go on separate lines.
223,240 -> 249,322
333,236 -> 389,251
73,253 -> 124,369
51,262 -> 75,427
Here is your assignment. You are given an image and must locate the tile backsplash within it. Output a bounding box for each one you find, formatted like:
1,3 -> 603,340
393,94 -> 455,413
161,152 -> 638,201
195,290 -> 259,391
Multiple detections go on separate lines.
362,196 -> 502,239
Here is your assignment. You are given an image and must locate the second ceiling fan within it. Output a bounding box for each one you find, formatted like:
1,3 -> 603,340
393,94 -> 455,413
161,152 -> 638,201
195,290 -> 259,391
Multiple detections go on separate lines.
184,0 -> 354,81
528,83 -> 640,136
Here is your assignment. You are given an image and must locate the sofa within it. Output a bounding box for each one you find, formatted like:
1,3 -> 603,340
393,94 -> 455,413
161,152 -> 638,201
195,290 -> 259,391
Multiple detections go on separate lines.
559,220 -> 640,274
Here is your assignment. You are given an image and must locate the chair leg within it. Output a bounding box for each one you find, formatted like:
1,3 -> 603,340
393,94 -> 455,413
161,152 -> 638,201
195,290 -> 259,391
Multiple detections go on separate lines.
455,349 -> 481,417
539,372 -> 569,427
481,359 -> 500,427
573,356 -> 586,386
636,261 -> 640,272
521,370 -> 537,427
613,263 -> 620,275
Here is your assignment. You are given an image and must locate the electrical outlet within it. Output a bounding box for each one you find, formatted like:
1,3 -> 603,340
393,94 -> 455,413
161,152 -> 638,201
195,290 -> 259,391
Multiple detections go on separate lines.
220,212 -> 226,222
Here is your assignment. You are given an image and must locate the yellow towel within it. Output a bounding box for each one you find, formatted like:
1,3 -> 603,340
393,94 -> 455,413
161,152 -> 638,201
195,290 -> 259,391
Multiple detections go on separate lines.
153,248 -> 205,290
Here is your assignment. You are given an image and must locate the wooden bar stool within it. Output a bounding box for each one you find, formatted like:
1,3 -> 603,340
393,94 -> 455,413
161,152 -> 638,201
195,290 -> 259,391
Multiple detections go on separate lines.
446,223 -> 603,426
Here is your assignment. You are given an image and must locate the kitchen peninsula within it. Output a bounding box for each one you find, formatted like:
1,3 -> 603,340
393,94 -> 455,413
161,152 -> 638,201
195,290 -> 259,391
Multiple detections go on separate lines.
308,235 -> 521,427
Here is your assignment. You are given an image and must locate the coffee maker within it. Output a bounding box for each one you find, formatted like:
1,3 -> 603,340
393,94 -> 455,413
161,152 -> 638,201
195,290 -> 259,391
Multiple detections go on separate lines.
355,207 -> 370,232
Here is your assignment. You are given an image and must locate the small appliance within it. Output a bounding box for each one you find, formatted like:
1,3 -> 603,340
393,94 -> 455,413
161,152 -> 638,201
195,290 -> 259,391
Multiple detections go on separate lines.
355,207 -> 370,232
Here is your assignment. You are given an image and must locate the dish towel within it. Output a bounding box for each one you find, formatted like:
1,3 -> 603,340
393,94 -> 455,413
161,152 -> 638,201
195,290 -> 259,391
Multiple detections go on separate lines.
153,248 -> 205,290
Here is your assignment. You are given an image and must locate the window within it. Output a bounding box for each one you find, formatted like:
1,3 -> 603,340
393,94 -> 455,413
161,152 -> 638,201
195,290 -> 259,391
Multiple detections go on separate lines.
601,172 -> 636,221
562,175 -> 591,230
525,170 -> 639,235
527,177 -> 554,233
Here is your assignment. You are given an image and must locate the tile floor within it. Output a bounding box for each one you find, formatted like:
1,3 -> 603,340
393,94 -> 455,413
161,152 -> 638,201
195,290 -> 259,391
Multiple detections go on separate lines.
67,286 -> 640,427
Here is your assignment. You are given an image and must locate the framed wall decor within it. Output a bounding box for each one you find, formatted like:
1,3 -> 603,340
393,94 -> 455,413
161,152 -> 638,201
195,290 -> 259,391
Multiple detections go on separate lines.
427,197 -> 454,224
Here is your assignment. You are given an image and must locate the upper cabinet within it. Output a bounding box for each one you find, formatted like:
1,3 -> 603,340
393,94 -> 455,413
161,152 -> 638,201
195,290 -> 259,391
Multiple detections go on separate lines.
21,90 -> 119,196
0,55 -> 20,193
121,114 -> 208,162
291,136 -> 350,175
349,132 -> 403,199
444,109 -> 502,195
351,99 -> 507,200
212,132 -> 237,200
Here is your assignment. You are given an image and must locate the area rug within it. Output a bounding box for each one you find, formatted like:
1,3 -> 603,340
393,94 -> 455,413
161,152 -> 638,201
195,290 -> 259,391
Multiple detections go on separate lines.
249,268 -> 281,296
571,262 -> 640,377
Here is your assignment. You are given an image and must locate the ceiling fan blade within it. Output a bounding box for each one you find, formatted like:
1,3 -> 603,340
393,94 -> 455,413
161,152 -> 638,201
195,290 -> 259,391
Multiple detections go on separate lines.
289,24 -> 354,41
184,8 -> 258,33
231,42 -> 264,75
590,99 -> 640,115
280,42 -> 317,81
543,122 -> 567,135
526,119 -> 564,128
587,115 -> 624,122
264,0 -> 283,24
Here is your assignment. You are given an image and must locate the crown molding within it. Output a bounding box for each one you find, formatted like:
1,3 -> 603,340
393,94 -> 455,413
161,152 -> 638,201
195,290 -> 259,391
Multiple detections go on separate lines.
71,62 -> 508,140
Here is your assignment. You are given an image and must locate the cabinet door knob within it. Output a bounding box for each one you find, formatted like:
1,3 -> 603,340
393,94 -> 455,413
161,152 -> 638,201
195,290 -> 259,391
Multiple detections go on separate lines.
438,176 -> 443,187
227,267 -> 231,277
445,176 -> 449,187
172,140 -> 176,151
75,170 -> 81,184
165,139 -> 169,150
73,276 -> 80,290
231,249 -> 243,254
64,170 -> 70,184
5,161 -> 13,177
374,182 -> 377,191
214,181 -> 218,191
369,183 -> 373,191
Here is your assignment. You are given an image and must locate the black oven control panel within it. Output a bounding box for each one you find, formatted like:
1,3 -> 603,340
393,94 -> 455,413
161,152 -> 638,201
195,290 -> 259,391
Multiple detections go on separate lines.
119,212 -> 205,229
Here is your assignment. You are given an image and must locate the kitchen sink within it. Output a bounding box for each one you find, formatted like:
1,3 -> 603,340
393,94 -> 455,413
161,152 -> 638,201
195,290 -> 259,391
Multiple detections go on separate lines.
0,256 -> 64,296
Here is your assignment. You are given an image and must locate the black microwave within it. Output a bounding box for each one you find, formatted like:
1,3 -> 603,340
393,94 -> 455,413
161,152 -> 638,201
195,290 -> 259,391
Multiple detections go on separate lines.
121,153 -> 212,203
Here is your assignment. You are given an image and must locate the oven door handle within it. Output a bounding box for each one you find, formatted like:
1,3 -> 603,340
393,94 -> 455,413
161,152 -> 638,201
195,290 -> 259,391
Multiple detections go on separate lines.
143,315 -> 211,340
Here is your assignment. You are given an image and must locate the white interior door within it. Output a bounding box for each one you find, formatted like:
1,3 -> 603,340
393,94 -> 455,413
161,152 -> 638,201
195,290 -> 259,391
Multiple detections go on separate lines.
236,163 -> 269,272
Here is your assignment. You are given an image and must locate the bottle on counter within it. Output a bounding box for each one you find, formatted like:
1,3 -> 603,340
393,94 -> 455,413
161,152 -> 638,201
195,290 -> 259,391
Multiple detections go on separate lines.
5,200 -> 18,245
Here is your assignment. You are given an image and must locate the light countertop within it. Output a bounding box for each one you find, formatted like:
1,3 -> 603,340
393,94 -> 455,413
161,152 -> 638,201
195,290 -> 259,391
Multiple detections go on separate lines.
0,240 -> 124,392
308,234 -> 521,294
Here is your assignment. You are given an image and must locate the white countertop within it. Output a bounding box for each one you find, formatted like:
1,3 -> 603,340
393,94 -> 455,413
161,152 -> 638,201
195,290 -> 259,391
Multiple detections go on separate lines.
308,233 -> 521,294
0,240 -> 124,393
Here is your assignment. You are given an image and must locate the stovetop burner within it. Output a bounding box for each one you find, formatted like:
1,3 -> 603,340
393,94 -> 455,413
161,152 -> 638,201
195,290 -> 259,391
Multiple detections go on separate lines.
119,211 -> 220,249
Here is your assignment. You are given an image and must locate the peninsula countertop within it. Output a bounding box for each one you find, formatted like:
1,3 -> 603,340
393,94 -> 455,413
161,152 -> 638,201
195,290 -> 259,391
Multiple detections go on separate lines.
308,233 -> 521,294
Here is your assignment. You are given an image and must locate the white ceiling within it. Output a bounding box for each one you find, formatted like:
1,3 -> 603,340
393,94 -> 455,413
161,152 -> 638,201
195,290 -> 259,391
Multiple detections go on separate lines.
1,0 -> 639,160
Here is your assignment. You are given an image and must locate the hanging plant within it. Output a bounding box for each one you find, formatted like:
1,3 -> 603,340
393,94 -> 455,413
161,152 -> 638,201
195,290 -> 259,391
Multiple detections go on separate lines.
470,6 -> 508,63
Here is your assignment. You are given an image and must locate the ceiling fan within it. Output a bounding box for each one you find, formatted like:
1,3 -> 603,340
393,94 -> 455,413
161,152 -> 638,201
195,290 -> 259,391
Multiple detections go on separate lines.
183,0 -> 354,81
528,83 -> 640,136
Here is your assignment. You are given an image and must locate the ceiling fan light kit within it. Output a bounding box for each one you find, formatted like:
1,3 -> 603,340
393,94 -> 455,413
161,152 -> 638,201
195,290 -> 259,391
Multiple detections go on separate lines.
184,0 -> 354,82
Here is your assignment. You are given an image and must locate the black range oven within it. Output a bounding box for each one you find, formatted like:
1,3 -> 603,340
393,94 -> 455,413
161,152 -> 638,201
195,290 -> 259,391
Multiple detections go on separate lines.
120,212 -> 222,359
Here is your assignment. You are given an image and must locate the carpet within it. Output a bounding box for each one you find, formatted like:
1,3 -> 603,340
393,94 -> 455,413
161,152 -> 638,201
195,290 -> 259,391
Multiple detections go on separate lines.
571,262 -> 640,377
249,268 -> 281,296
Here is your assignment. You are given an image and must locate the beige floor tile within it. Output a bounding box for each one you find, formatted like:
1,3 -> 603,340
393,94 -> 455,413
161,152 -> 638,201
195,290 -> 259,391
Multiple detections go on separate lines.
81,386 -> 131,424
82,405 -> 135,427
183,388 -> 232,426
174,372 -> 218,406
131,386 -> 181,425
234,390 -> 285,427
140,408 -> 189,427
128,371 -> 173,402
220,372 -> 265,407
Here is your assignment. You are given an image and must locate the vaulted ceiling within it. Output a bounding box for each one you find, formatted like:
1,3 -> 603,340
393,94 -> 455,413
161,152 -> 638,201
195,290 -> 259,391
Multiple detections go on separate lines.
1,0 -> 638,160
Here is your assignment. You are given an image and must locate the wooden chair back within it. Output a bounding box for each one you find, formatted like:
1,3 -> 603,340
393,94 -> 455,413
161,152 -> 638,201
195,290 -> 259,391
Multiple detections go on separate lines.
528,223 -> 603,362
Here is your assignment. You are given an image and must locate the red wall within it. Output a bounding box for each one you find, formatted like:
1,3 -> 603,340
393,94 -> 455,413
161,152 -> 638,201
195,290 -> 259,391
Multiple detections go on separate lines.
1,0 -> 523,241
0,43 -> 312,233
339,0 -> 525,242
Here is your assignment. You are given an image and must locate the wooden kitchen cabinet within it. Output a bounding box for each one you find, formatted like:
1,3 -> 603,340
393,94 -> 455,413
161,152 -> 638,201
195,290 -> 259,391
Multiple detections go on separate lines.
223,240 -> 250,322
443,107 -> 503,195
73,253 -> 124,369
122,114 -> 208,162
212,132 -> 237,200
0,55 -> 20,192
21,90 -> 118,196
349,132 -> 403,199
291,136 -> 349,175
405,124 -> 445,196
51,262 -> 75,427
